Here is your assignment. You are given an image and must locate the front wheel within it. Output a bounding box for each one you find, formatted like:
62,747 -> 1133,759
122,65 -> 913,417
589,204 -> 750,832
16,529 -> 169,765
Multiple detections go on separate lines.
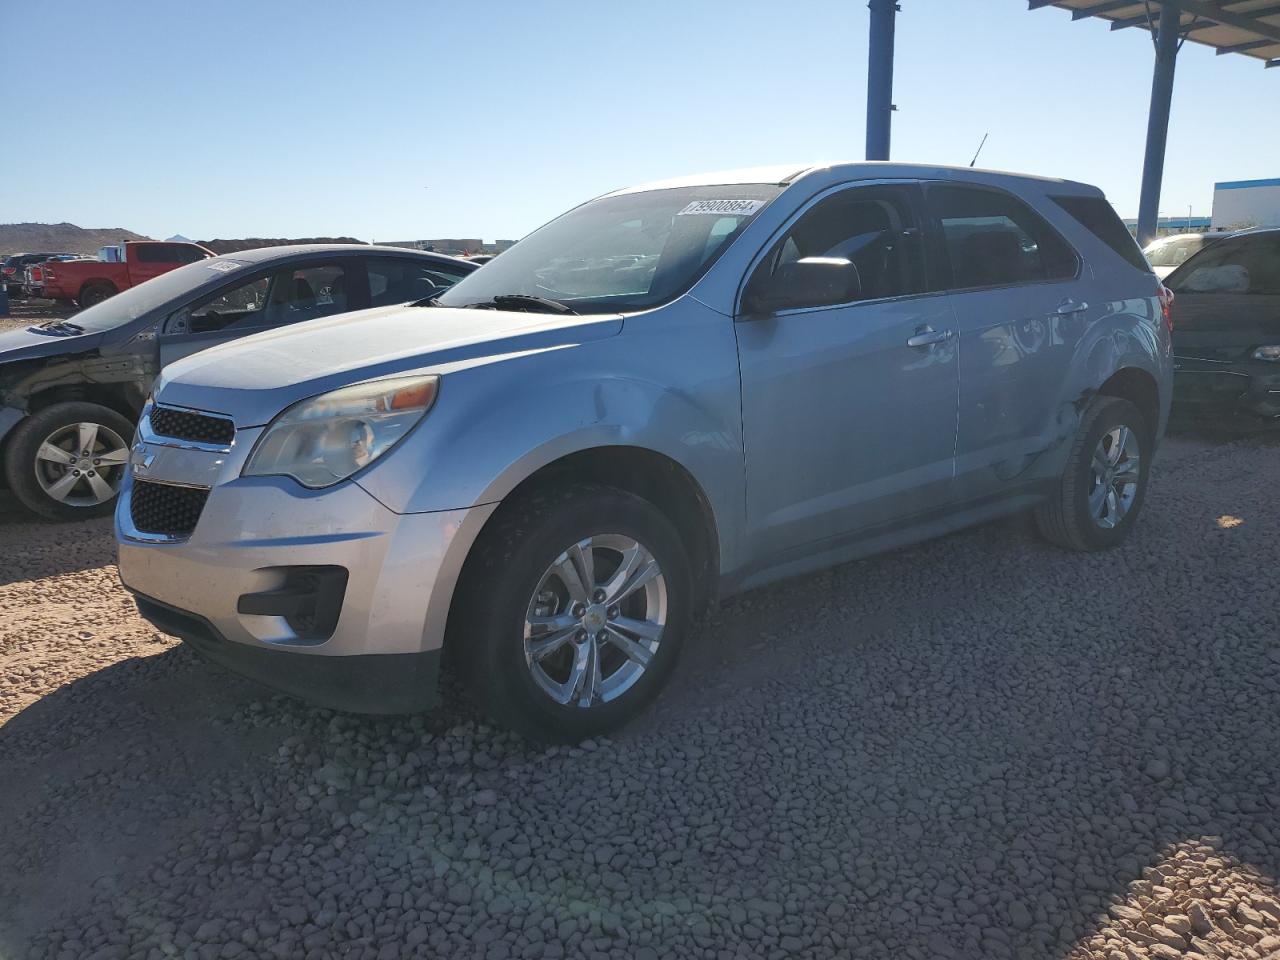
1034,396 -> 1152,551
454,484 -> 692,742
3,402 -> 134,521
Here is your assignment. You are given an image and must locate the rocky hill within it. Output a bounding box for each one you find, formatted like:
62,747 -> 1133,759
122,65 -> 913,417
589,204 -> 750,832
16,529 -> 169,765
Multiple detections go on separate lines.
0,222 -> 149,256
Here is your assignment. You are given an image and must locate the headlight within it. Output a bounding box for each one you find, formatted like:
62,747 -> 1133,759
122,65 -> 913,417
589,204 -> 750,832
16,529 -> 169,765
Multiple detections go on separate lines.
243,375 -> 438,488
1253,346 -> 1280,362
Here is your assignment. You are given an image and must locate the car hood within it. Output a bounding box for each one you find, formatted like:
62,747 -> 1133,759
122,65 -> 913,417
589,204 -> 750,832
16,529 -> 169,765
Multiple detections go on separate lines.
0,324 -> 106,363
154,303 -> 625,426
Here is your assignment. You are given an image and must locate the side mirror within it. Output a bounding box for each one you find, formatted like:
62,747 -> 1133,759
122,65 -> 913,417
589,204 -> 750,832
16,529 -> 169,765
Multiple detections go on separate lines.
744,256 -> 861,315
163,308 -> 191,336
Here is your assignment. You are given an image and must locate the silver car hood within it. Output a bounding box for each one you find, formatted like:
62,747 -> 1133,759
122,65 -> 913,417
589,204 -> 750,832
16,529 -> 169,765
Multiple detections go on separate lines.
154,303 -> 625,427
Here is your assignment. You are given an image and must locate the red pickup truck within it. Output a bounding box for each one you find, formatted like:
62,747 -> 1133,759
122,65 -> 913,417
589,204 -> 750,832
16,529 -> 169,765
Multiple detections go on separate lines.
43,240 -> 214,308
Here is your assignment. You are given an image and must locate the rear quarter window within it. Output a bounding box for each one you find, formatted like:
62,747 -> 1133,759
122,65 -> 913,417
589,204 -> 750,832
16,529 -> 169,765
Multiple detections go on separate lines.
1051,195 -> 1151,274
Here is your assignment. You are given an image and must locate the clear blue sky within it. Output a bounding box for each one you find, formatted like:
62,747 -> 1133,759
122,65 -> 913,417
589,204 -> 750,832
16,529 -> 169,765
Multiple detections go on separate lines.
2,0 -> 1276,242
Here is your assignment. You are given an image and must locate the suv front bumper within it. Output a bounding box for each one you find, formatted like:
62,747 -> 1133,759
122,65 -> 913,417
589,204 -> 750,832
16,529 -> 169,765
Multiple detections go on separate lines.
116,424 -> 496,713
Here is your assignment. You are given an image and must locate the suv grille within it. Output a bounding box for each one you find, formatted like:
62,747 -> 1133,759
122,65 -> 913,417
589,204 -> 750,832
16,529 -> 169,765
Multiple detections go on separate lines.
148,406 -> 235,447
130,480 -> 209,538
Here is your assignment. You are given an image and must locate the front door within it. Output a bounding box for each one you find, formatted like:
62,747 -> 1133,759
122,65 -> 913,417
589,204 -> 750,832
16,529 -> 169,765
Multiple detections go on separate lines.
735,182 -> 959,561
158,261 -> 357,367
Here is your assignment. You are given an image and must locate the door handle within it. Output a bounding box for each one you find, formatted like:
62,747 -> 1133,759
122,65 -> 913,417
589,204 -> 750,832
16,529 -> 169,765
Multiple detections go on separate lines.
906,326 -> 954,348
1057,299 -> 1089,315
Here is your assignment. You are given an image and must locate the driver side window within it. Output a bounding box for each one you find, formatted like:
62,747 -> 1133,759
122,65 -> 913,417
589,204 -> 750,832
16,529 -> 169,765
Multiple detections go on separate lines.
174,274 -> 272,335
745,186 -> 923,311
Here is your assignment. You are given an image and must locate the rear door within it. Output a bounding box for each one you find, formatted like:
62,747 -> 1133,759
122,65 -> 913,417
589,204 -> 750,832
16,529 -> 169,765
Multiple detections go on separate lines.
923,183 -> 1090,500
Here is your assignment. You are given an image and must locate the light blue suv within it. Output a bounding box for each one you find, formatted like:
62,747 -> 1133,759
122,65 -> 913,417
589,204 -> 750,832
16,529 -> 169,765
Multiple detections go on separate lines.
115,163 -> 1172,740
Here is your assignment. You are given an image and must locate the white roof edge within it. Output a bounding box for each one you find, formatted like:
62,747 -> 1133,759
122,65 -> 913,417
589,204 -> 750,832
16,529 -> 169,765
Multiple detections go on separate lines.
605,164 -> 818,196
602,161 -> 1098,197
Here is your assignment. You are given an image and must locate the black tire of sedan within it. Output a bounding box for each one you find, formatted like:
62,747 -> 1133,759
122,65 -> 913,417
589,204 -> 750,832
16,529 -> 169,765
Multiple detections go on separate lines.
454,483 -> 692,743
1034,396 -> 1152,551
4,402 -> 135,521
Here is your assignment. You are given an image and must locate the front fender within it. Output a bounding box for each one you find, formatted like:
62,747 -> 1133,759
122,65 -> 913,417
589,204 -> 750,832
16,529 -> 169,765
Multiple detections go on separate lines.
355,319 -> 746,571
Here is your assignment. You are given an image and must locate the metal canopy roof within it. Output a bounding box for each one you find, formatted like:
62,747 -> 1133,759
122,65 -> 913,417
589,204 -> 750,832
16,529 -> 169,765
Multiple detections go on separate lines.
1031,0 -> 1280,68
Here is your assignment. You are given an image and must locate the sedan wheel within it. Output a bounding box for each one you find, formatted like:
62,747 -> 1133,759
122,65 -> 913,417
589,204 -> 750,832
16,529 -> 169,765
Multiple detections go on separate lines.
3,401 -> 138,521
33,421 -> 130,508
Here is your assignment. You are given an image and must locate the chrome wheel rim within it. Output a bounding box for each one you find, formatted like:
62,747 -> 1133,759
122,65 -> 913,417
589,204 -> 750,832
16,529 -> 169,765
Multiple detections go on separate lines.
523,533 -> 667,708
33,421 -> 129,507
1089,424 -> 1141,529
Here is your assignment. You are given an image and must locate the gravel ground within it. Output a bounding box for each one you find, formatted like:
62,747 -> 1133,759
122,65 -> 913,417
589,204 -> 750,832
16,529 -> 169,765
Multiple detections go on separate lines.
0,310 -> 1278,957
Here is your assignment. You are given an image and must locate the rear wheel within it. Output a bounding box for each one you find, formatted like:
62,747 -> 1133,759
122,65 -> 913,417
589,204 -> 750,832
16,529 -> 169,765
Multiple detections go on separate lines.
3,402 -> 134,521
454,484 -> 692,742
77,283 -> 116,309
1034,396 -> 1151,551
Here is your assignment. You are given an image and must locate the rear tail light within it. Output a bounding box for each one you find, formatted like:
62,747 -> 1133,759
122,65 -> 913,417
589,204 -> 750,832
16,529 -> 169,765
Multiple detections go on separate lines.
30,266 -> 43,282
1157,284 -> 1174,332
1,267 -> 14,276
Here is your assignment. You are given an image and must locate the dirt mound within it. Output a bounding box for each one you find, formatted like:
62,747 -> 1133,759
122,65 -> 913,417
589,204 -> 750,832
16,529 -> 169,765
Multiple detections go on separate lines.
0,222 -> 149,256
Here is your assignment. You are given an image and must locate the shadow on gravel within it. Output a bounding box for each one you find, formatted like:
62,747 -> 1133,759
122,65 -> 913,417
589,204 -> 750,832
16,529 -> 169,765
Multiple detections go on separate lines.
0,494 -> 116,585
2,433 -> 1280,959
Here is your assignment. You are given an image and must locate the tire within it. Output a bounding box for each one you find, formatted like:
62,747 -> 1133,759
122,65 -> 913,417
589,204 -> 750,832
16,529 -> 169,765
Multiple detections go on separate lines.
78,283 -> 116,309
1034,396 -> 1152,551
453,483 -> 693,742
3,402 -> 135,521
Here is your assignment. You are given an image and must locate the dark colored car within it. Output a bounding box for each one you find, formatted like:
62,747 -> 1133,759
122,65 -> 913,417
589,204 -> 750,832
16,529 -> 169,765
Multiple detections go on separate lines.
23,254 -> 89,298
2,252 -> 73,296
1168,228 -> 1280,423
1143,231 -> 1236,280
0,244 -> 477,519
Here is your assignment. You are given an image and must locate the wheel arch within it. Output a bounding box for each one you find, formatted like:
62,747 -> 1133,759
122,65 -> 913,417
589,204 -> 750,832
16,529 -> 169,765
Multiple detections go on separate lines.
26,384 -> 141,423
1097,366 -> 1160,438
442,444 -> 722,660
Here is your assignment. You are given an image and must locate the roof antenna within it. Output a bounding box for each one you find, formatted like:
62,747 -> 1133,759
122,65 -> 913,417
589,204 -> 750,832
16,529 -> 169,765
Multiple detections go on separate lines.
969,132 -> 989,168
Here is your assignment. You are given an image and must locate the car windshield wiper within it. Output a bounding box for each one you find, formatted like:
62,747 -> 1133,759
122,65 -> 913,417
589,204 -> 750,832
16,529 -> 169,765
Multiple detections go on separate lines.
410,296 -> 444,307
28,320 -> 85,337
464,294 -> 578,315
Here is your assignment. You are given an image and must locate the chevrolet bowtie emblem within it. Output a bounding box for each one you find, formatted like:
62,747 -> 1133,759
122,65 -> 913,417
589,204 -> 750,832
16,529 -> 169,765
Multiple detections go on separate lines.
130,444 -> 156,472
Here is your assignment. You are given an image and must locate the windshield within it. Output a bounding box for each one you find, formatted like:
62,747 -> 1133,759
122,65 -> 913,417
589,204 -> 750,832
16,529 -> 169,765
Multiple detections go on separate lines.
69,257 -> 252,332
1144,235 -> 1206,268
435,184 -> 784,314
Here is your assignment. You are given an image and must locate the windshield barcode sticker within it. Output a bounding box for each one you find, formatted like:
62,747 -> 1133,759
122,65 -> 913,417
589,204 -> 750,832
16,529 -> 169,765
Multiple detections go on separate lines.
677,199 -> 766,217
206,260 -> 240,272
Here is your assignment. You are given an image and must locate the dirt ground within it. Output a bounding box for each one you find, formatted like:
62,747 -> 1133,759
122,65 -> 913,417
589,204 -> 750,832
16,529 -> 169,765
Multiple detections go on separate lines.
1,296 -> 1279,958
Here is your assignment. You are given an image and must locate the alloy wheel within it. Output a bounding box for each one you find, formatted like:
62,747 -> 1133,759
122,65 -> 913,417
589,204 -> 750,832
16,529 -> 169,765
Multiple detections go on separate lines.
523,533 -> 667,708
32,421 -> 130,507
1088,424 -> 1141,529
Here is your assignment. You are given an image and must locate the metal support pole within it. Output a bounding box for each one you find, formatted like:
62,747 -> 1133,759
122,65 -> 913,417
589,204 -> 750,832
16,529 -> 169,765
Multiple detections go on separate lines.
1136,2 -> 1180,247
865,0 -> 898,161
